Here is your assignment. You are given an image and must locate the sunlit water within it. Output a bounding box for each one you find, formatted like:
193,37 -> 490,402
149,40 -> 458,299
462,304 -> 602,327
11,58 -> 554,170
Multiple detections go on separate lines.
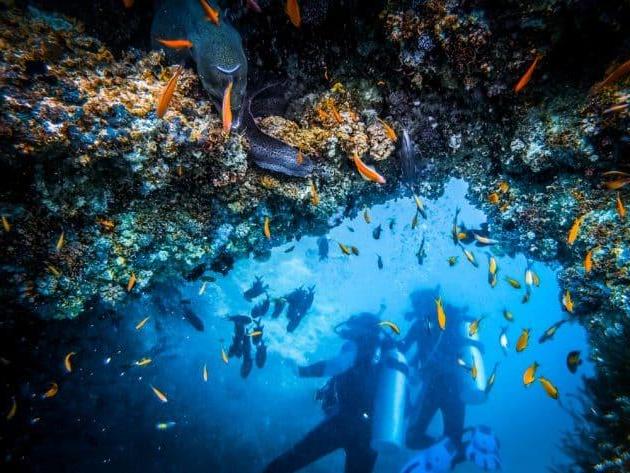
41,179 -> 591,473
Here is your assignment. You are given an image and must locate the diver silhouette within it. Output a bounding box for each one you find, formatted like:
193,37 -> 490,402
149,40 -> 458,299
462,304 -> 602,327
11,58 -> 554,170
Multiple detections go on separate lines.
399,288 -> 501,472
263,312 -> 393,473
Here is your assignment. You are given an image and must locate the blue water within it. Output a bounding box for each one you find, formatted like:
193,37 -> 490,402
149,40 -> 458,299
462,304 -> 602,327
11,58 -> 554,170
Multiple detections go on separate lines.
82,179 -> 591,472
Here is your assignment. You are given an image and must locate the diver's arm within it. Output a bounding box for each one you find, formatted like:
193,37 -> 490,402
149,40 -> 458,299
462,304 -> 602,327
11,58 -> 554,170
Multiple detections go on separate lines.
298,341 -> 358,378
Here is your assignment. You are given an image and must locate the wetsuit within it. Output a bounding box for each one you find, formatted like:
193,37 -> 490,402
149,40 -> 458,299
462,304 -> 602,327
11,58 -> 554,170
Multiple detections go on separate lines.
263,340 -> 379,473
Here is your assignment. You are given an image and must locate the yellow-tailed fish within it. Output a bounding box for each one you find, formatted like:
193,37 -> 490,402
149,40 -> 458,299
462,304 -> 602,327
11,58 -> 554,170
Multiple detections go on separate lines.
127,272 -> 136,292
414,195 -> 426,218
338,242 -> 352,255
263,216 -> 271,239
135,316 -> 150,330
64,352 -> 76,373
363,209 -> 371,224
616,192 -> 626,219
248,330 -> 263,337
135,358 -> 152,366
203,364 -> 208,382
2,215 -> 11,232
567,216 -> 583,246
56,231 -> 65,252
468,317 -> 485,336
221,346 -> 229,364
222,80 -> 233,132
378,320 -> 401,335
532,271 -> 540,287
488,256 -> 497,275
505,276 -> 521,289
150,385 -> 168,403
377,118 -> 397,141
516,328 -> 530,352
6,397 -> 16,420
470,360 -> 478,380
523,361 -> 539,386
43,382 -> 58,399
538,376 -> 559,400
473,233 -> 498,245
562,290 -> 574,313
435,297 -> 446,330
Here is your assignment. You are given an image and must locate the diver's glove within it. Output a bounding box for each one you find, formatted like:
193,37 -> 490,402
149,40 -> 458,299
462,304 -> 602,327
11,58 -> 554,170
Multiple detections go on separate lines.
399,437 -> 457,473
463,425 -> 501,471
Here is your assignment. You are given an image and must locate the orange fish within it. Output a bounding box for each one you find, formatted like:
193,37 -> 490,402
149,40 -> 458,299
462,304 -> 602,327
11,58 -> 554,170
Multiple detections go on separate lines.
263,216 -> 271,239
150,385 -> 168,403
222,80 -> 233,133
285,0 -> 301,27
515,328 -> 530,352
616,192 -> 626,219
584,249 -> 593,273
199,0 -> 220,25
329,100 -> 342,124
591,59 -> 630,93
352,152 -> 386,185
122,0 -> 134,8
157,65 -> 183,119
567,216 -> 583,246
127,272 -> 136,292
562,290 -> 574,314
43,382 -> 58,399
514,55 -> 542,93
157,39 -> 193,49
377,118 -> 398,141
64,352 -> 76,373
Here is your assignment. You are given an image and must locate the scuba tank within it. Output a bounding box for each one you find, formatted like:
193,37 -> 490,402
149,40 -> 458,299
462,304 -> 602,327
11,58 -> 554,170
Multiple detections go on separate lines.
459,320 -> 487,404
371,347 -> 409,453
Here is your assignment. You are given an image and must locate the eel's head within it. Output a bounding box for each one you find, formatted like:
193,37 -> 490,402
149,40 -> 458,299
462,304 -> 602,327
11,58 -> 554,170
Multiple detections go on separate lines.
194,24 -> 248,129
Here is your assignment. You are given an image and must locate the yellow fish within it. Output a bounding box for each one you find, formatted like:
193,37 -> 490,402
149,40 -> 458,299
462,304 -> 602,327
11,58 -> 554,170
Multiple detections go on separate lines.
263,217 -> 271,239
2,215 -> 11,232
435,297 -> 446,330
462,248 -> 478,267
135,316 -> 150,330
127,272 -> 136,292
56,231 -> 65,252
363,209 -> 371,224
516,328 -> 530,352
203,364 -> 208,382
43,382 -> 58,399
135,358 -> 152,366
470,360 -> 478,380
584,249 -> 593,273
503,309 -> 514,322
64,352 -> 76,373
468,317 -> 485,336
488,256 -> 497,275
248,330 -> 263,337
414,195 -> 426,218
531,271 -> 540,287
338,242 -> 352,255
487,192 -> 500,204
567,216 -> 583,246
538,376 -> 559,400
523,361 -> 539,386
221,346 -> 229,364
498,181 -> 510,193
562,290 -> 574,313
150,385 -> 168,403
378,320 -> 401,335
6,397 -> 17,420
616,192 -> 626,219
505,277 -> 521,289
377,118 -> 398,141
47,264 -> 61,277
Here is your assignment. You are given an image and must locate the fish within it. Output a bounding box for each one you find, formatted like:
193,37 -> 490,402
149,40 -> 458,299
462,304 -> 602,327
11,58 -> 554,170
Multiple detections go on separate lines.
135,316 -> 150,330
604,177 -> 630,190
468,317 -> 485,336
43,382 -> 58,399
317,237 -> 329,260
263,216 -> 271,239
310,181 -> 320,206
488,254 -> 498,286
531,271 -> 540,287
416,237 -> 426,265
591,59 -> 630,93
566,350 -> 582,374
351,246 -> 360,256
2,216 -> 11,232
504,276 -> 521,289
487,192 -> 500,204
521,290 -> 531,304
448,256 -> 458,266
378,320 -> 401,335
524,266 -> 534,287
97,218 -> 115,232
538,319 -> 567,343
503,310 -> 514,322
338,242 -> 352,255
123,0 -> 134,8
414,195 -> 427,219
377,254 -> 383,269
156,421 -> 177,430
562,290 -> 574,314
203,364 -> 208,382
485,363 -> 499,395
514,55 -> 542,93
377,118 -> 397,141
616,192 -> 626,219
498,181 -> 510,193
352,152 -> 386,184
538,376 -> 559,400
135,358 -> 152,367
462,247 -> 478,267
284,245 -> 295,253
523,361 -> 539,387
182,301 -> 205,331
516,328 -> 530,352
244,276 -> 268,300
157,39 -> 193,49
411,211 -> 419,230
64,352 -> 76,373
567,216 -> 583,246
363,209 -> 371,224
199,0 -> 220,25
584,248 -> 594,273
389,218 -> 396,231
47,264 -> 61,277
435,297 -> 446,330
372,225 -> 382,240
157,65 -> 182,119
56,231 -> 64,252
470,360 -> 478,380
127,272 -> 136,292
247,330 -> 263,337
6,397 -> 17,420
185,263 -> 207,281
221,346 -> 229,364
285,0 -> 301,27
473,233 -> 498,245
499,326 -> 509,354
150,385 -> 168,403
222,80 -> 233,132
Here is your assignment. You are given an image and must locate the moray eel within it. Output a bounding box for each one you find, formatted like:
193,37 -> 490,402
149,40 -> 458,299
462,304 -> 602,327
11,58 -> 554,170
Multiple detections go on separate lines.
152,0 -> 312,177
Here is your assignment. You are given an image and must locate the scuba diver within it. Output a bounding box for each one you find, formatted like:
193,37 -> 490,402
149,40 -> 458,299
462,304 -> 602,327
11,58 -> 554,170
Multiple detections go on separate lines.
399,288 -> 501,472
226,314 -> 267,378
263,311 -> 405,473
